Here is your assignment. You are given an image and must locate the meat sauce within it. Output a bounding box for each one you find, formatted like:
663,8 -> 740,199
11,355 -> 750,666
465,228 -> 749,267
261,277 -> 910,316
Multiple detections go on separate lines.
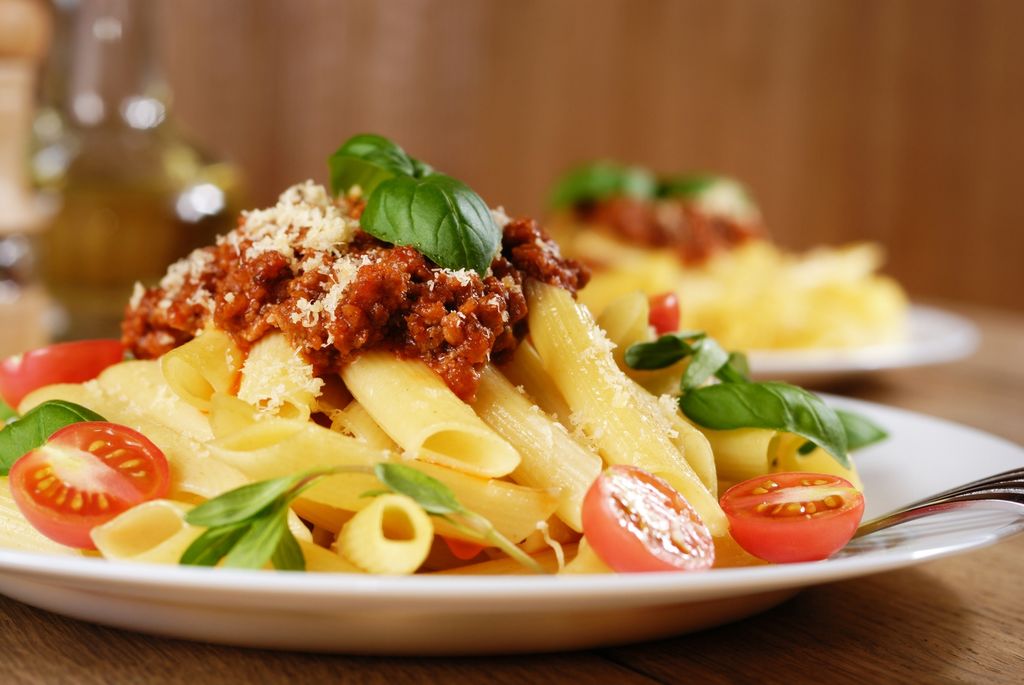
123,209 -> 588,401
575,197 -> 764,265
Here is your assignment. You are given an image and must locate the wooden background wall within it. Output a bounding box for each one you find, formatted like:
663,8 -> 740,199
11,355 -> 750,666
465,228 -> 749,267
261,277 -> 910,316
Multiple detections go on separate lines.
156,0 -> 1023,311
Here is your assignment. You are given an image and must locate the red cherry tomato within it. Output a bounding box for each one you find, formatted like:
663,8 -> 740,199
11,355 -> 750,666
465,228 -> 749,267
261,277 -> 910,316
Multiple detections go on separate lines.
0,340 -> 125,408
582,465 -> 715,572
442,537 -> 485,561
9,422 -> 171,549
721,472 -> 865,563
648,292 -> 680,335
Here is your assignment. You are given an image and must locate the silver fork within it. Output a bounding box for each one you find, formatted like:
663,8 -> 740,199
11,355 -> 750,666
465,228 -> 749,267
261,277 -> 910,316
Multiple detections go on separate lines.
854,467 -> 1024,538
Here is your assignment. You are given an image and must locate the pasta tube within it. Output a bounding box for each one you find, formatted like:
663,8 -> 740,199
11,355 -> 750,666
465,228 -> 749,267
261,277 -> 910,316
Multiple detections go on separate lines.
91,499 -> 202,564
160,328 -> 242,412
473,365 -> 601,531
526,281 -> 727,536
237,332 -> 323,420
97,360 -> 214,442
336,494 -> 433,574
341,352 -> 520,478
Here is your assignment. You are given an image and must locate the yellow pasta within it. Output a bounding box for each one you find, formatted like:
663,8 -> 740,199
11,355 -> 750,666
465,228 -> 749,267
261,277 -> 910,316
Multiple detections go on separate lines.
336,494 -> 433,574
526,281 -> 727,536
331,400 -> 399,450
341,352 -> 520,478
19,381 -> 250,500
700,426 -> 777,487
207,417 -> 558,544
91,499 -> 202,564
237,332 -> 323,421
500,341 -> 572,424
97,359 -> 214,443
473,365 -> 602,531
160,328 -> 243,412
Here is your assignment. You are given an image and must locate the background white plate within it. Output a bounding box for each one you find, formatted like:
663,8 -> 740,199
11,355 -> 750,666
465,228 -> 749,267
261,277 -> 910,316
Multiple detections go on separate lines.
0,396 -> 1020,655
748,305 -> 979,384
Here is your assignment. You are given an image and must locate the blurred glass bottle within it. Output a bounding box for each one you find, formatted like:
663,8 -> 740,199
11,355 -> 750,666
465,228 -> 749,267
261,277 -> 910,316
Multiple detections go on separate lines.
33,0 -> 243,340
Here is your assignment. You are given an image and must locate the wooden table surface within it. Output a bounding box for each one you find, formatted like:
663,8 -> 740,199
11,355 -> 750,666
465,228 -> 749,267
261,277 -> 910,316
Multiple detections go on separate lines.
0,303 -> 1021,685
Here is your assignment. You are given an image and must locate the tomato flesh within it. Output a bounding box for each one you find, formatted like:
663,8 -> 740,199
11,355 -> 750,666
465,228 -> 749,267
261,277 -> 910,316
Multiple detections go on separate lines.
721,472 -> 864,563
442,537 -> 485,561
9,421 -> 170,549
0,340 -> 124,408
582,465 -> 714,572
648,292 -> 681,335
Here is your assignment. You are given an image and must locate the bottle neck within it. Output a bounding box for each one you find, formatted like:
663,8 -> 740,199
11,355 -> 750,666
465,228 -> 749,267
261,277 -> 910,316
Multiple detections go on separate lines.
63,0 -> 167,130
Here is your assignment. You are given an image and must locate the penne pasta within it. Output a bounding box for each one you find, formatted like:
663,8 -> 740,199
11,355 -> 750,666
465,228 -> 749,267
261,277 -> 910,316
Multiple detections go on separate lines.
91,499 -> 202,564
526,281 -> 727,536
341,352 -> 520,478
160,328 -> 243,412
473,365 -> 601,531
19,381 -> 251,500
331,400 -> 399,450
500,341 -> 573,424
237,332 -> 324,421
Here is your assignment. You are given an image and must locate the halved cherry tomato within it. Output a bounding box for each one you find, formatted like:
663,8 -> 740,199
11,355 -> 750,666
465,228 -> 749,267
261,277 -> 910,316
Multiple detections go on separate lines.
442,536 -> 485,561
9,421 -> 170,549
0,340 -> 125,408
647,292 -> 680,335
582,465 -> 715,572
721,472 -> 865,563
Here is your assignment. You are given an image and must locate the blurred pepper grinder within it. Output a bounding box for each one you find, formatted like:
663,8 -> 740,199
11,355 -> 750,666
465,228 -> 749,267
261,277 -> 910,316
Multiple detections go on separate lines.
34,0 -> 242,340
0,0 -> 51,356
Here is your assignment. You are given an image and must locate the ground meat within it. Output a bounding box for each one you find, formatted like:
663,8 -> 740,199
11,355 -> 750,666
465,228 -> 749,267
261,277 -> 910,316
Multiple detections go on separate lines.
576,197 -> 765,264
122,217 -> 588,401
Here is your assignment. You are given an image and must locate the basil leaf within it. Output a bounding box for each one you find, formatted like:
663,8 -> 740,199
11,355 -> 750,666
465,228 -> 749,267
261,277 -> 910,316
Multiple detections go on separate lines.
680,381 -> 849,467
222,504 -> 291,569
680,337 -> 730,391
657,174 -> 720,199
0,400 -> 106,475
185,473 -> 307,527
624,331 -> 705,370
719,351 -> 751,382
549,162 -> 657,208
0,399 -> 17,422
361,173 -> 500,275
837,409 -> 888,451
375,463 -> 463,515
270,528 -> 306,572
179,522 -> 250,567
797,440 -> 818,455
328,133 -> 416,196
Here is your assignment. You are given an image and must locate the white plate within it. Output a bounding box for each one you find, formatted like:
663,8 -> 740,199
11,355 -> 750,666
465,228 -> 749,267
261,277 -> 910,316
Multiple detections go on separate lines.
0,397 -> 1020,655
748,305 -> 979,384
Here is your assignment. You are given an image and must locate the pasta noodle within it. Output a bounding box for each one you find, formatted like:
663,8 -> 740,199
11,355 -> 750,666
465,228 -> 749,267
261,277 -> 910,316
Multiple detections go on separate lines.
341,352 -> 520,478
237,332 -> 323,421
526,280 -> 727,536
335,494 -> 433,574
473,365 -> 602,532
160,328 -> 242,412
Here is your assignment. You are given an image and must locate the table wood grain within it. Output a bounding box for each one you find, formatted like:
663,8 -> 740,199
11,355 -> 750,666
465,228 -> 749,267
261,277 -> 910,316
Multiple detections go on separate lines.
0,303 -> 1021,685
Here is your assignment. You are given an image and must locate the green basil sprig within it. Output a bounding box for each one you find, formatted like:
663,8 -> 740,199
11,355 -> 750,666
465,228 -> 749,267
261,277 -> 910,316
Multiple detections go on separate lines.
361,174 -> 500,276
625,332 -> 886,466
681,382 -> 851,468
328,134 -> 422,197
836,409 -> 889,451
549,161 -> 657,208
0,400 -> 106,474
328,134 -> 500,275
181,462 -> 544,573
0,399 -> 17,423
